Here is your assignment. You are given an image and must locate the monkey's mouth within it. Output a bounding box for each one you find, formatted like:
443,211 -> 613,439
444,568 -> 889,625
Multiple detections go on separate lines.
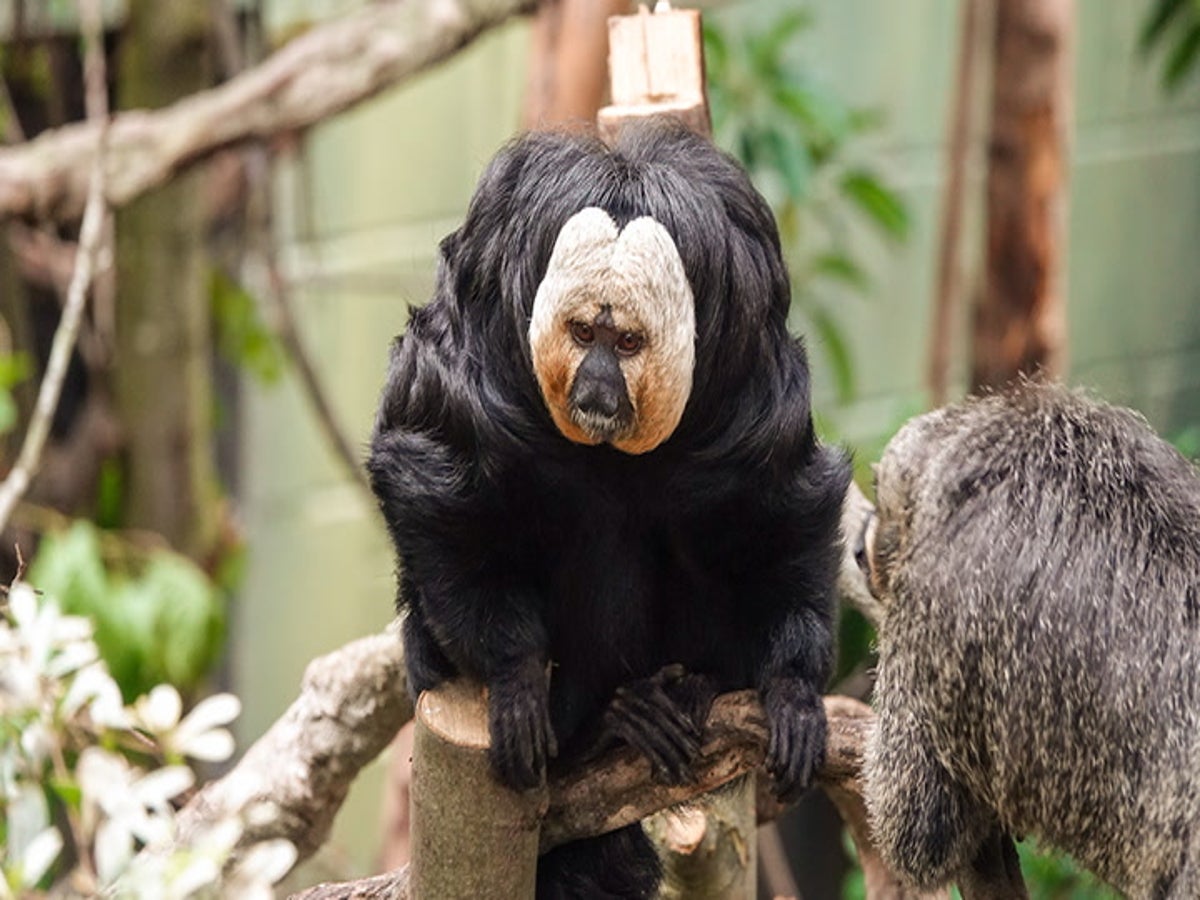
569,407 -> 633,444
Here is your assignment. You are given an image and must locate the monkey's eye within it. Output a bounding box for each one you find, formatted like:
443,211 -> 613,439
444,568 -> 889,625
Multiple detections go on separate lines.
615,332 -> 644,357
569,321 -> 595,347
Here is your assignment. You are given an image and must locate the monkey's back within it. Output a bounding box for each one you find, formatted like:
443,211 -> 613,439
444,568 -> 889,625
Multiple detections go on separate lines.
875,383 -> 1200,897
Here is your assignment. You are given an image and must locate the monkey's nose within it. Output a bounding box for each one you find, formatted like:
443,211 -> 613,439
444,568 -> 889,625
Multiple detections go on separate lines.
575,383 -> 623,419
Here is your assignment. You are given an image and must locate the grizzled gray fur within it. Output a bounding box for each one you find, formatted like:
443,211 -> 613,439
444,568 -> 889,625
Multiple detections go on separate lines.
861,382 -> 1200,899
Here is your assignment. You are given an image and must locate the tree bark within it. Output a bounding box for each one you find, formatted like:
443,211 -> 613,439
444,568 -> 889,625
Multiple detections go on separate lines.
648,774 -> 757,899
928,0 -> 989,405
971,0 -> 1074,390
522,0 -> 629,130
113,0 -> 219,559
0,0 -> 539,223
410,681 -> 546,898
176,628 -> 411,863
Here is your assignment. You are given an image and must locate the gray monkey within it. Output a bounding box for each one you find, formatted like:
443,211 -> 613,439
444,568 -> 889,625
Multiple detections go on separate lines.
858,382 -> 1200,898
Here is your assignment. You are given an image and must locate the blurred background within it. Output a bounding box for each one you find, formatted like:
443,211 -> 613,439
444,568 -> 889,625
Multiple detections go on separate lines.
0,0 -> 1197,896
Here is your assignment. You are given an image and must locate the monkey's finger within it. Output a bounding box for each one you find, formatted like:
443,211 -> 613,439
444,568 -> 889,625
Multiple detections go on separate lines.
544,714 -> 559,759
650,663 -> 688,686
608,716 -> 692,784
612,700 -> 700,782
617,683 -> 702,743
609,698 -> 697,777
613,690 -> 701,761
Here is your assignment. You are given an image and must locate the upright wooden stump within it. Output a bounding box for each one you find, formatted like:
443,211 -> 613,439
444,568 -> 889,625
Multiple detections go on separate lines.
648,774 -> 757,899
410,681 -> 547,899
598,3 -> 710,142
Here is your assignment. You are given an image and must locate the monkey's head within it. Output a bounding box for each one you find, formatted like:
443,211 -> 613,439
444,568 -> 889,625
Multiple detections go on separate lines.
436,124 -> 806,461
855,408 -> 958,603
527,208 -> 695,455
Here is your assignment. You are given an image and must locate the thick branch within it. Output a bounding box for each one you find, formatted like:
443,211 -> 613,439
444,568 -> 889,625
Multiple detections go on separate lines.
175,628 -> 411,863
0,0 -> 537,222
290,692 -> 878,900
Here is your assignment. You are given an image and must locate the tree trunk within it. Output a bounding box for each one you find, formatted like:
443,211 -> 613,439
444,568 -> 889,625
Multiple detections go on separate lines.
648,775 -> 757,899
522,0 -> 629,130
972,0 -> 1074,391
114,1 -> 219,560
410,681 -> 545,898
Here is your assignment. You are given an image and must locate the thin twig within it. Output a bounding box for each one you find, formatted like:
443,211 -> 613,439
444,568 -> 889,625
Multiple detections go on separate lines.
0,0 -> 110,533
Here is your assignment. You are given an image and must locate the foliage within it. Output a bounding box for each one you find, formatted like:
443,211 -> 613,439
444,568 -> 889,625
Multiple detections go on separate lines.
1141,0 -> 1200,91
1015,843 -> 1121,900
28,521 -> 225,702
210,269 -> 286,386
0,582 -> 295,897
0,354 -> 29,437
704,7 -> 909,403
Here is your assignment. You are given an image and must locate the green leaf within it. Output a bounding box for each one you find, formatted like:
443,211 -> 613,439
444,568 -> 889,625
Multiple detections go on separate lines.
701,22 -> 729,74
1140,0 -> 1190,53
29,522 -> 110,621
94,459 -> 124,530
840,169 -> 910,240
29,522 -> 223,699
773,82 -> 851,156
48,779 -> 82,813
761,125 -> 813,203
1164,21 -> 1200,89
747,9 -> 813,76
811,252 -> 870,291
209,268 -> 286,385
140,553 -> 224,689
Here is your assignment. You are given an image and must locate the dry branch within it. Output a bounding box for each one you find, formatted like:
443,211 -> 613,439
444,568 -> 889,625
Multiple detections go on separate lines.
291,692 -> 880,900
175,628 -> 411,864
0,0 -> 537,222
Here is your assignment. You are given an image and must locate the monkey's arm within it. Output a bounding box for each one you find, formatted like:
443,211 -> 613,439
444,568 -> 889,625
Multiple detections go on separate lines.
752,449 -> 850,801
758,600 -> 834,802
368,427 -> 556,790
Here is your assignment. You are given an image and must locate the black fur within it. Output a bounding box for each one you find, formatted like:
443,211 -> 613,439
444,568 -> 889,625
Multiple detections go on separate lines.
368,124 -> 850,898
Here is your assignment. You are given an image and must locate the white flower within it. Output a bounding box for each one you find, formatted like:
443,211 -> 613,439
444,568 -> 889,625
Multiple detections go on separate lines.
0,585 -> 96,712
135,684 -> 183,734
77,748 -> 195,887
4,785 -> 63,891
135,686 -> 241,763
172,693 -> 240,762
60,660 -> 128,729
224,838 -> 298,900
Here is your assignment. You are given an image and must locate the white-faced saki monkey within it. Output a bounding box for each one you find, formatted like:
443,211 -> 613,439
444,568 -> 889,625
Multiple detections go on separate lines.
368,124 -> 850,898
858,382 -> 1200,899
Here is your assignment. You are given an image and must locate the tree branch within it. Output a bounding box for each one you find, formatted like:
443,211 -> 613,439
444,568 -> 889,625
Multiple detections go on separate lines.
0,0 -> 538,223
0,0 -> 110,533
175,627 -> 411,863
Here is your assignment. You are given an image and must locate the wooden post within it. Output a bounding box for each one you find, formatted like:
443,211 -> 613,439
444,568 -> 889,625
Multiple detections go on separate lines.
523,0 -> 631,130
971,0 -> 1074,390
647,774 -> 758,899
597,3 -> 710,142
410,681 -> 547,899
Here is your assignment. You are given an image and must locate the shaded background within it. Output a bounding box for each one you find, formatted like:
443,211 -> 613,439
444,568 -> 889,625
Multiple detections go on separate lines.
1,0 -> 1198,896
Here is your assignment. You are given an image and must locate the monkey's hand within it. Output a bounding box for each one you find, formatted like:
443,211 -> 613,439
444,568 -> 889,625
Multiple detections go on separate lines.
487,660 -> 558,791
762,676 -> 826,803
598,664 -> 717,785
